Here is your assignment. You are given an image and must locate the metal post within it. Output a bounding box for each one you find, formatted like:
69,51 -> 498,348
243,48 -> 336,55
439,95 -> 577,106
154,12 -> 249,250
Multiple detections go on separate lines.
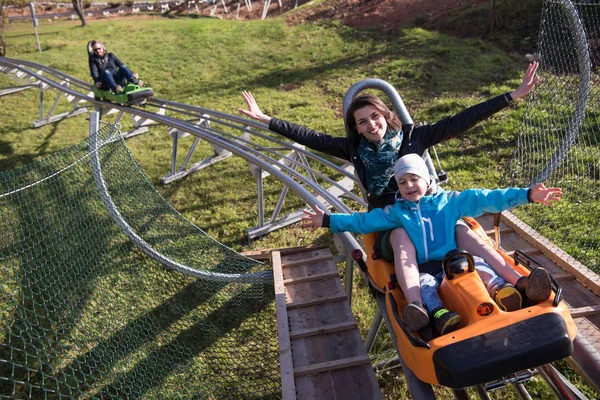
179,136 -> 200,171
364,309 -> 383,352
39,84 -> 44,121
46,90 -> 63,119
270,185 -> 290,223
537,364 -> 576,400
512,382 -> 533,400
475,385 -> 492,400
29,3 -> 41,53
256,169 -> 264,228
171,133 -> 178,175
344,252 -> 353,303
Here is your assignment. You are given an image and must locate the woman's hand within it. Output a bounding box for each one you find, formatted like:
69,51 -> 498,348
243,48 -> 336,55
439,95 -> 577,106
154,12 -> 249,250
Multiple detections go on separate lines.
511,61 -> 540,100
302,205 -> 325,231
238,91 -> 271,124
529,183 -> 562,206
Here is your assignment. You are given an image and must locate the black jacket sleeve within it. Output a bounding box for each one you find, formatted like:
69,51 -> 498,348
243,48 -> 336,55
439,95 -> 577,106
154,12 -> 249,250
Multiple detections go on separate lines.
111,54 -> 124,69
410,93 -> 512,151
268,118 -> 352,161
89,58 -> 100,83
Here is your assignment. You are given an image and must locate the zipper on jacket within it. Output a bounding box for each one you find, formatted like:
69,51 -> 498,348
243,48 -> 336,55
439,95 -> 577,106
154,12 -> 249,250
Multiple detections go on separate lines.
422,217 -> 434,243
415,204 -> 429,262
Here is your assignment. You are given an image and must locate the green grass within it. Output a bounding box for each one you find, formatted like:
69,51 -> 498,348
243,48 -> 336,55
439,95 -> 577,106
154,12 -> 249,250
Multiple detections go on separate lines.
1,12 -> 598,399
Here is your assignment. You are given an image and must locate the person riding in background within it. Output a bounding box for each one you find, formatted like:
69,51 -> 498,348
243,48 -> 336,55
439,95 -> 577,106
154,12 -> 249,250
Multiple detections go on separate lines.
88,40 -> 143,94
302,154 -> 560,335
238,62 -> 549,323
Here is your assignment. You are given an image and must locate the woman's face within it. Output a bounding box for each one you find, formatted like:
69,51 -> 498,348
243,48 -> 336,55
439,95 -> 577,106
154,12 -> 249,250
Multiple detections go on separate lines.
353,105 -> 388,143
92,44 -> 105,56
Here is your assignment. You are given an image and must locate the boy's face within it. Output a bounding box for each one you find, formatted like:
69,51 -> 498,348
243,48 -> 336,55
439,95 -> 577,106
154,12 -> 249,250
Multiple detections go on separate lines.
397,173 -> 428,202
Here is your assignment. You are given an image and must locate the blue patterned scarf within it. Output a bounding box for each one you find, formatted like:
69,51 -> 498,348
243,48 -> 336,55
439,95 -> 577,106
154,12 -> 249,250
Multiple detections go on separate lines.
358,129 -> 403,196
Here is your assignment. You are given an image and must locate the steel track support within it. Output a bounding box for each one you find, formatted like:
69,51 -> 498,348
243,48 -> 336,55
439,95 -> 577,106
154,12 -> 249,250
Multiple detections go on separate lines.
33,80 -> 87,127
247,156 -> 355,240
159,117 -> 238,184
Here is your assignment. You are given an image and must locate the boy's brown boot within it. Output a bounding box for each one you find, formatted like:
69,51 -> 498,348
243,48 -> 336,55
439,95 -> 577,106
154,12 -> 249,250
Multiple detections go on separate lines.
403,302 -> 430,332
494,283 -> 522,312
516,268 -> 552,302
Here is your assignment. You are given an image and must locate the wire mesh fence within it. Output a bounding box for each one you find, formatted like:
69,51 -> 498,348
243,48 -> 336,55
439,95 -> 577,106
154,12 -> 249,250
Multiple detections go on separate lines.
0,123 -> 281,399
508,0 -> 600,274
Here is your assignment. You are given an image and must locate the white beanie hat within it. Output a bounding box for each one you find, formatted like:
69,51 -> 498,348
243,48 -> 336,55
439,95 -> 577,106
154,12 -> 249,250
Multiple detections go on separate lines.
393,153 -> 431,184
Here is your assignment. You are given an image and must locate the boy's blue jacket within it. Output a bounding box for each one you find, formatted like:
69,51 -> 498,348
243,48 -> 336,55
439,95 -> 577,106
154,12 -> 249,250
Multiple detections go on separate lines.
326,188 -> 530,264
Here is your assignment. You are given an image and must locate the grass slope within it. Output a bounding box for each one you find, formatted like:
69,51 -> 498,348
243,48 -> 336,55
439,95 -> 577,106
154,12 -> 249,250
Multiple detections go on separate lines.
1,13 -> 596,399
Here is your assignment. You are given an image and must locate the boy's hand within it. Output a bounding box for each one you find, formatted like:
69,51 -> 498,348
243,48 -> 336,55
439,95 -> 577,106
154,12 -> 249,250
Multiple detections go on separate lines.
302,205 -> 325,231
530,183 -> 562,206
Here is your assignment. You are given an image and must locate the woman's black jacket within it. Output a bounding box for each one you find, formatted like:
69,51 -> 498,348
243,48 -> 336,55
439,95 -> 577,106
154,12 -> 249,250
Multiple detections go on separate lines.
267,93 -> 512,210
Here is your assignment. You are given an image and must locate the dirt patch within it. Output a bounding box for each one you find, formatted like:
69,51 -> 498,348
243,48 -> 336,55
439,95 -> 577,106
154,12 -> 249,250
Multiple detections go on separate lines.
284,0 -> 488,30
7,0 -> 487,31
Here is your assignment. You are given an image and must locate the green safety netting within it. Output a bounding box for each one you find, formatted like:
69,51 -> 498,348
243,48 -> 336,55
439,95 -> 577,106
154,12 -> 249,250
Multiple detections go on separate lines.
0,123 -> 280,399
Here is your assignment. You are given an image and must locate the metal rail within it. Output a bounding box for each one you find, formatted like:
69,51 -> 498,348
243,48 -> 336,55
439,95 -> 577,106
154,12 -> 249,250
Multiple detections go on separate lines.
0,55 -> 367,288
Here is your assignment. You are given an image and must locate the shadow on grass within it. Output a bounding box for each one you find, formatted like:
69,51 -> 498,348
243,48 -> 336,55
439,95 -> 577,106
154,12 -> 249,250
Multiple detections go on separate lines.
0,139 -> 123,397
0,134 -> 275,398
87,282 -> 274,398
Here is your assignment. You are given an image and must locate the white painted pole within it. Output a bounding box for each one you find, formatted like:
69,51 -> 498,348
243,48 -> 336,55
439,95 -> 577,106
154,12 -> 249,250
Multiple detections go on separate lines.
29,3 -> 41,53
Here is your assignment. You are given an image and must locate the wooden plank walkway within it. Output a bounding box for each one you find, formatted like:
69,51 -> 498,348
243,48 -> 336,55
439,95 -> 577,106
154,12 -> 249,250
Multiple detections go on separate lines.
271,247 -> 383,400
478,211 -> 600,356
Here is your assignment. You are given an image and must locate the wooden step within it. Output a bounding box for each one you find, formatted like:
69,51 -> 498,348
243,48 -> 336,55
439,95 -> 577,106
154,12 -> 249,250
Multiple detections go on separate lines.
294,355 -> 372,377
570,304 -> 600,318
287,293 -> 348,309
284,270 -> 340,285
553,272 -> 576,282
282,253 -> 333,268
289,320 -> 358,339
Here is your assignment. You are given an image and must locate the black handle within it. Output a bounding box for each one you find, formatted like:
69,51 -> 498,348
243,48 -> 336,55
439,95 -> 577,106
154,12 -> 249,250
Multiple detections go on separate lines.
442,249 -> 475,280
351,248 -> 368,273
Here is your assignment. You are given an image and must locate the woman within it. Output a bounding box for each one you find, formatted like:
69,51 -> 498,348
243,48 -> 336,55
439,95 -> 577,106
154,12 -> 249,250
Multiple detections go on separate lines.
88,40 -> 143,93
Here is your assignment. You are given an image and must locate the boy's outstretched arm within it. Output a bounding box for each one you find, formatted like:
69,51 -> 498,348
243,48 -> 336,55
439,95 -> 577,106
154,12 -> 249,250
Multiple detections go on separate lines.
303,205 -> 326,231
529,183 -> 562,206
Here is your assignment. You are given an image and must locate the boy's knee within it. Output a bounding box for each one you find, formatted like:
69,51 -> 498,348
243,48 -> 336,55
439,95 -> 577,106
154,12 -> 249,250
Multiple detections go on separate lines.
420,273 -> 437,287
454,220 -> 470,236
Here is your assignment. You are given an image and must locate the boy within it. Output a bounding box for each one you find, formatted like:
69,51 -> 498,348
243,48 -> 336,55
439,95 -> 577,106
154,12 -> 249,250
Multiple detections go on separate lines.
303,154 -> 559,335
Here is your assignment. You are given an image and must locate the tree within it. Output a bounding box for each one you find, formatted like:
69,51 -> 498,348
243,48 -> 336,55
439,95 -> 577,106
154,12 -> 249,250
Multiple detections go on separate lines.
489,0 -> 509,34
72,0 -> 87,27
0,0 -> 27,56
